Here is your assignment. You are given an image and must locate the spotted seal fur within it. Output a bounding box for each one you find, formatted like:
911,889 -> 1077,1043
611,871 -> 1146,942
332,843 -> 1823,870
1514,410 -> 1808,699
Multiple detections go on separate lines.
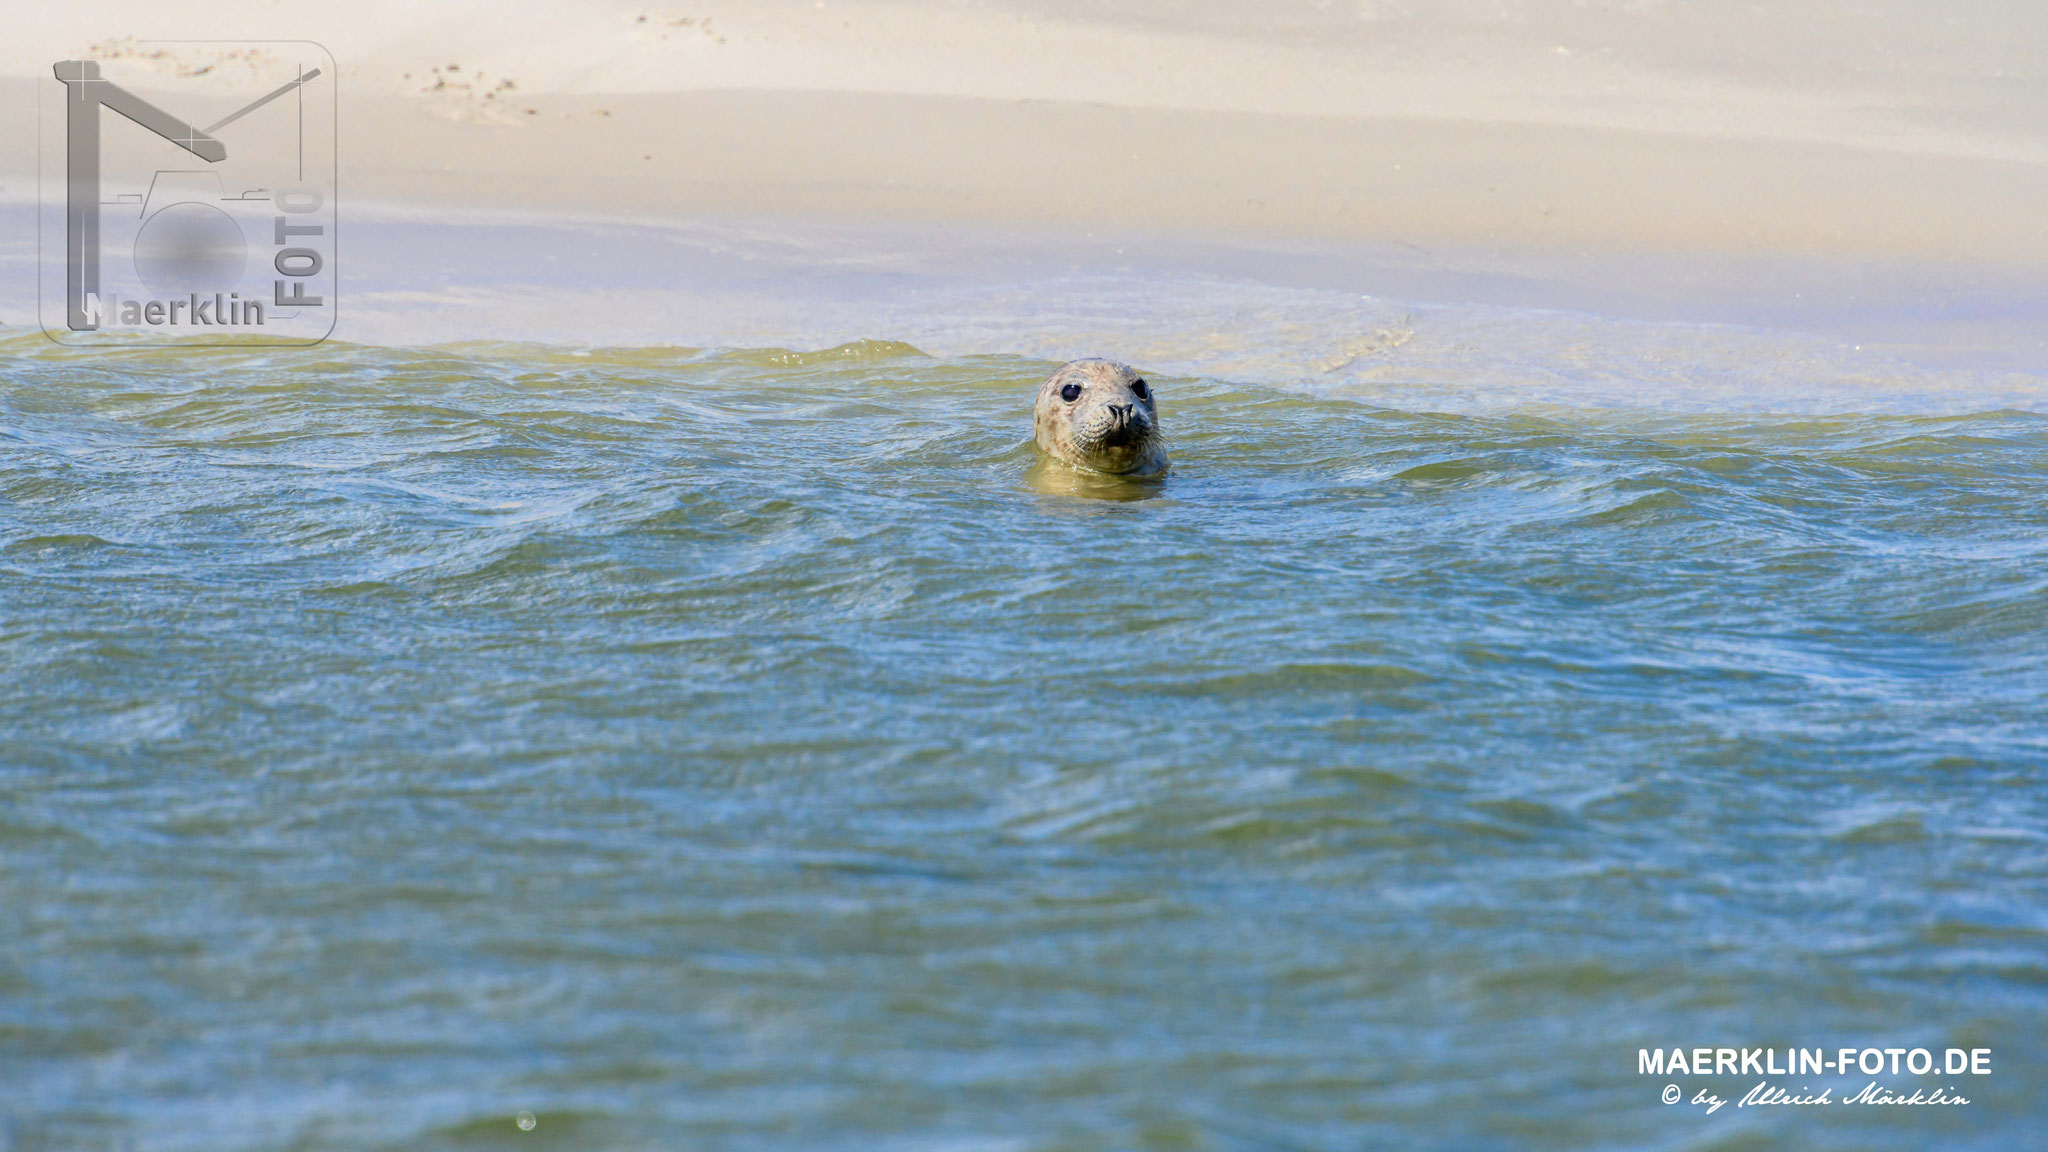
1031,359 -> 1166,476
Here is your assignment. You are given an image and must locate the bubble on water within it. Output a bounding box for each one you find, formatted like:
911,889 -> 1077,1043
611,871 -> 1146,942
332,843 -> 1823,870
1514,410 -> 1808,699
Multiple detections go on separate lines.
132,201 -> 247,297
515,1111 -> 537,1131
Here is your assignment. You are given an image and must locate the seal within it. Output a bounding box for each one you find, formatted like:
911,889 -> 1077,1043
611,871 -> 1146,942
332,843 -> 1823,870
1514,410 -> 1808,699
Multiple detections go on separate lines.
1032,359 -> 1166,476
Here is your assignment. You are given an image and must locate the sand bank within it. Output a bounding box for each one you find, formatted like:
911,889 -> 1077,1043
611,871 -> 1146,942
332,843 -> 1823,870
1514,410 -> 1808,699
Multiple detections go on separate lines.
3,2 -> 2045,372
7,1 -> 2048,259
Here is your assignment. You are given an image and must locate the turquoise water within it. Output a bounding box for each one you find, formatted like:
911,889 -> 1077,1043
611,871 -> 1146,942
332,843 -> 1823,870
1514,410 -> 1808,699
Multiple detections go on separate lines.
4,331 -> 2045,1150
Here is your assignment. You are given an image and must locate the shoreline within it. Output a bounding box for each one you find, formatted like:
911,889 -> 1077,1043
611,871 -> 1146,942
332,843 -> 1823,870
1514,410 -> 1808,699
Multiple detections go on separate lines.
11,189 -> 2047,373
8,197 -> 2048,416
3,2 -> 2045,381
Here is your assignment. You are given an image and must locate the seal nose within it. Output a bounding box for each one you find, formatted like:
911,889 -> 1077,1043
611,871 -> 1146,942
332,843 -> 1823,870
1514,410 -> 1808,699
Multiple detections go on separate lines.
1099,403 -> 1148,447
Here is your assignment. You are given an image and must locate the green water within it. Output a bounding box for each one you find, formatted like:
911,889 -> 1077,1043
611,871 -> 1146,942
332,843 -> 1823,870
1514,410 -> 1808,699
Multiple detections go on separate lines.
3,332 -> 2044,1150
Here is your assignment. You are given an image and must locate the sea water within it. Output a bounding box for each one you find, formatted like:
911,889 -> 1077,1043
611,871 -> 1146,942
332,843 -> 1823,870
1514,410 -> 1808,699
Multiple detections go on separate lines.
3,328 -> 2045,1150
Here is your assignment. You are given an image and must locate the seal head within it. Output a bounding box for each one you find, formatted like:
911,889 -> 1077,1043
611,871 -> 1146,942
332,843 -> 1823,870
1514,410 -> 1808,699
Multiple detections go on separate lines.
1032,359 -> 1166,476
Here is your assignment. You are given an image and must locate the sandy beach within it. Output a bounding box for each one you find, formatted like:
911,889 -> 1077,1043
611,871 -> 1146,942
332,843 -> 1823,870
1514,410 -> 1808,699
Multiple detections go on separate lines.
4,0 -> 2047,361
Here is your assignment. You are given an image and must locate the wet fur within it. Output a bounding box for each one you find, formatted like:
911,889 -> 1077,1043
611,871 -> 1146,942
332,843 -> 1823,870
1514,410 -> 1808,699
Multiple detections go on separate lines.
1032,359 -> 1167,476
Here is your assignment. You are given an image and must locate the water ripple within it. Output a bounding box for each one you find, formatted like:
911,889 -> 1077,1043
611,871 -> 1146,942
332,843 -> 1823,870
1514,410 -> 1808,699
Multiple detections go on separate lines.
2,332 -> 2045,1150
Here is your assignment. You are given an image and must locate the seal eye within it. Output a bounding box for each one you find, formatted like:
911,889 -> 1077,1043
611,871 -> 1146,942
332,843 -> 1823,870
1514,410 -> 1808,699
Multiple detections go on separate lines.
1131,378 -> 1150,400
1060,382 -> 1082,402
